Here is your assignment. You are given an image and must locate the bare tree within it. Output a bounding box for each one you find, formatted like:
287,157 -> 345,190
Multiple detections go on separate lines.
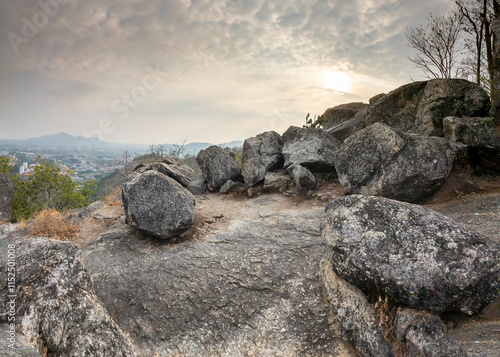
167,139 -> 187,161
406,10 -> 463,79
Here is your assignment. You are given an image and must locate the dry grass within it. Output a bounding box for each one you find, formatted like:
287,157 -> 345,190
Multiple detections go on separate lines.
30,209 -> 79,241
104,186 -> 123,206
17,220 -> 27,230
374,294 -> 405,356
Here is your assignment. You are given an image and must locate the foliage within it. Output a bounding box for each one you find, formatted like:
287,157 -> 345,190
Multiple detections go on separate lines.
405,9 -> 463,79
303,113 -> 325,128
12,158 -> 96,221
0,154 -> 13,174
29,209 -> 79,241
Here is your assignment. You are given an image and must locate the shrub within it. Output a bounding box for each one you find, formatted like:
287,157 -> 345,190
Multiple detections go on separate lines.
30,209 -> 79,241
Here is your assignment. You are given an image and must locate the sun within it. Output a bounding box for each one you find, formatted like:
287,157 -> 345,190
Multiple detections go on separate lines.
322,71 -> 353,93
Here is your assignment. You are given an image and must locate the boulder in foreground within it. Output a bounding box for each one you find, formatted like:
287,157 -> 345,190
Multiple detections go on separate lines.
322,195 -> 500,315
122,170 -> 195,239
0,237 -> 136,356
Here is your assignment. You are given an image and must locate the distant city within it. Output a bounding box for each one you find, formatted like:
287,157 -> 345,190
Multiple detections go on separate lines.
0,132 -> 243,183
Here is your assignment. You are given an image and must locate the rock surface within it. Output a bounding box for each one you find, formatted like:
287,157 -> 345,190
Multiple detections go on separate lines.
219,180 -> 243,194
83,196 -> 357,357
322,195 -> 500,314
0,174 -> 14,222
321,102 -> 368,129
282,126 -> 340,170
320,259 -> 393,357
0,236 -> 137,357
135,158 -> 207,195
287,163 -> 316,191
196,146 -> 242,190
362,79 -> 490,136
262,171 -> 290,192
241,131 -> 284,186
443,116 -> 500,172
334,123 -> 465,202
425,320 -> 500,357
325,114 -> 364,142
394,308 -> 447,357
122,170 -> 195,239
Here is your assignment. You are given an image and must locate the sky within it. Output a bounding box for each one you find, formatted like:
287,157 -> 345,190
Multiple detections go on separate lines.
0,0 -> 451,145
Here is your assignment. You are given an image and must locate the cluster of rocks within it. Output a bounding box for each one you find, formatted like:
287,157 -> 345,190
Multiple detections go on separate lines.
3,78 -> 499,356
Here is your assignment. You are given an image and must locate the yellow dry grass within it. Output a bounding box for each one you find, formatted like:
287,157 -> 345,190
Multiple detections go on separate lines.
104,186 -> 123,206
30,209 -> 79,241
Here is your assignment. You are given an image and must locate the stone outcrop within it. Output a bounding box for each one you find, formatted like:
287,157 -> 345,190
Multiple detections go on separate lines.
219,180 -> 243,194
321,102 -> 368,129
82,201 -> 356,356
241,131 -> 284,186
362,79 -> 490,136
196,146 -> 242,190
444,116 -> 500,172
287,163 -> 316,191
322,195 -> 500,315
0,237 -> 137,357
0,174 -> 14,222
122,170 -> 195,239
394,308 -> 447,357
320,259 -> 394,357
334,123 -> 465,202
282,126 -> 340,171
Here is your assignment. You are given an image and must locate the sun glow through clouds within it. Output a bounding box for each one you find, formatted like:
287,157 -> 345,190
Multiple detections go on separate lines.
322,71 -> 353,93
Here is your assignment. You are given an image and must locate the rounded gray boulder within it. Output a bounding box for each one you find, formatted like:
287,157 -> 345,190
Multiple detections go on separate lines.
322,195 -> 500,315
122,170 -> 195,239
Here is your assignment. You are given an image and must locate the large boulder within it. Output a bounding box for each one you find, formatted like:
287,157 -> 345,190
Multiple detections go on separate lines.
362,79 -> 490,136
322,195 -> 500,315
0,174 -> 14,222
334,123 -> 465,202
241,131 -> 284,186
443,116 -> 500,172
0,236 -> 137,356
122,170 -> 195,239
320,259 -> 394,357
281,126 -> 341,171
83,198 -> 356,356
321,102 -> 368,129
196,146 -> 242,190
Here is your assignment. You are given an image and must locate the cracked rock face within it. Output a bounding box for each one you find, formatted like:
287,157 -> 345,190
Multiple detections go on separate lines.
241,131 -> 284,186
122,170 -> 195,239
322,195 -> 500,315
0,236 -> 137,357
334,123 -> 465,202
82,199 -> 357,357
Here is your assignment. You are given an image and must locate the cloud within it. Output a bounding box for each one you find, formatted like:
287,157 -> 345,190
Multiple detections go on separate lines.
0,0 -> 452,144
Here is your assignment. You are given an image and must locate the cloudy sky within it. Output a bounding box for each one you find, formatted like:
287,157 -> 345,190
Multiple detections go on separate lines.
0,0 -> 451,145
